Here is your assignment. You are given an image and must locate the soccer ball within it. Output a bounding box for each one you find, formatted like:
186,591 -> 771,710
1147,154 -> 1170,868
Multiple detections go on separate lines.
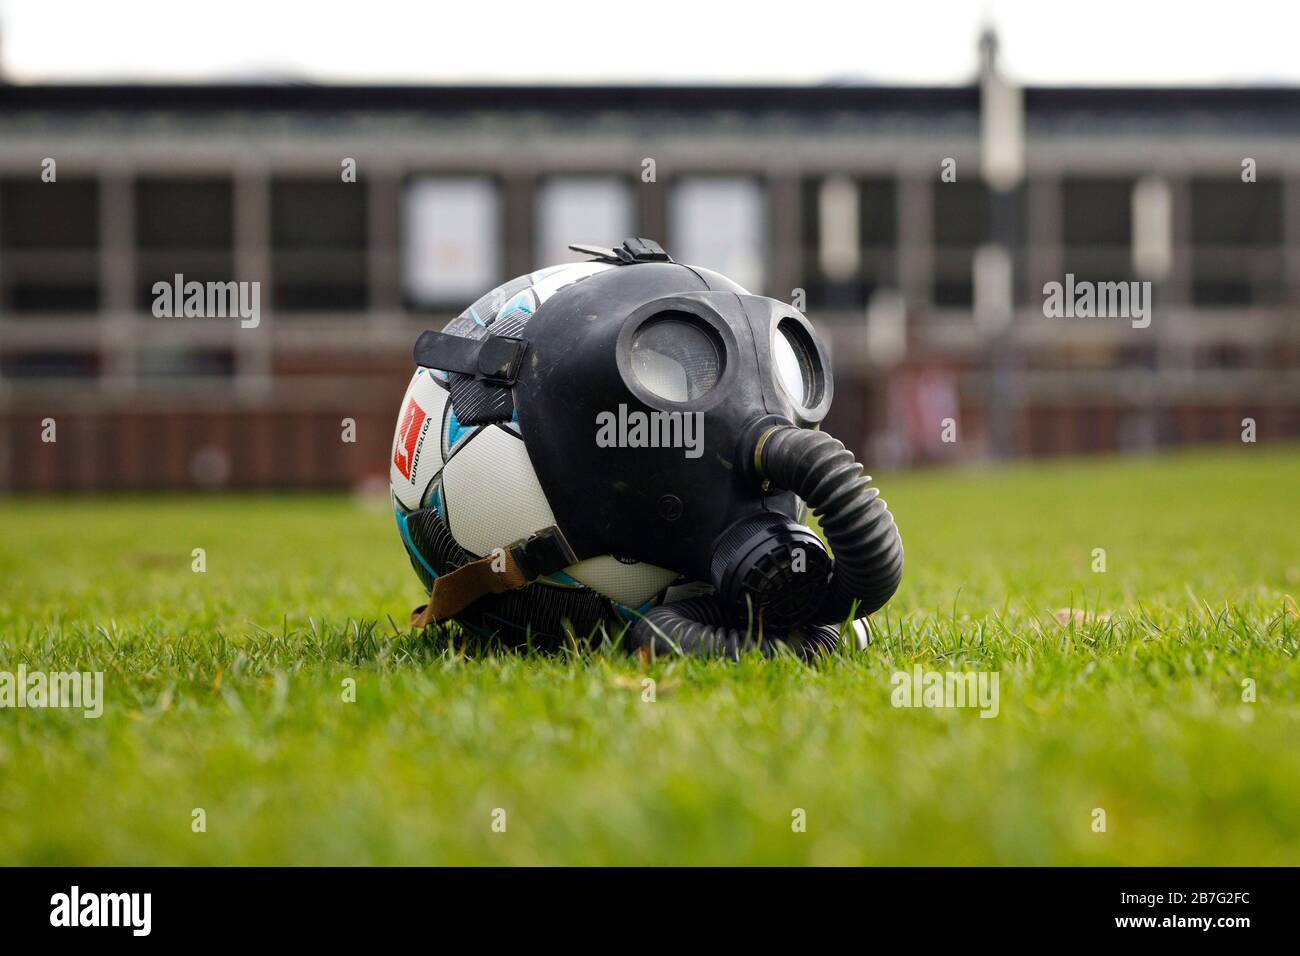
389,261 -> 693,644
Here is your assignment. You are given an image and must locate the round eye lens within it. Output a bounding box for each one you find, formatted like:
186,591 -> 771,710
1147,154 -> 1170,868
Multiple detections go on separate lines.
774,319 -> 817,407
630,316 -> 721,402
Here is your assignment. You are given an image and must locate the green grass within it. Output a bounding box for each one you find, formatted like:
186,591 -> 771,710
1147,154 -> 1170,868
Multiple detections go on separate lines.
1,446 -> 1297,865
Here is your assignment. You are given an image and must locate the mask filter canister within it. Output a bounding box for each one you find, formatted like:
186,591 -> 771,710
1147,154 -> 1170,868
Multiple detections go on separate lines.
709,513 -> 833,626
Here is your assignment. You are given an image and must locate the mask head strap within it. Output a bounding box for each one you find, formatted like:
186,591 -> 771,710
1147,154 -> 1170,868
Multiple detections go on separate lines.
413,330 -> 527,386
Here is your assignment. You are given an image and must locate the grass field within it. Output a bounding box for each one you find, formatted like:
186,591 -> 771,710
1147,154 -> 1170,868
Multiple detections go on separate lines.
1,446 -> 1297,865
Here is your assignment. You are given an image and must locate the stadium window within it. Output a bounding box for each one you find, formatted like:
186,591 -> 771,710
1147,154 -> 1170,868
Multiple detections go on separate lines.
135,178 -> 234,311
1061,177 -> 1135,286
136,346 -> 236,382
0,178 -> 100,313
933,180 -> 989,247
931,181 -> 988,307
800,175 -> 896,308
402,176 -> 502,309
1190,178 -> 1284,305
0,350 -> 100,380
1063,178 -> 1132,246
536,176 -> 635,266
270,178 -> 369,312
1192,178 -> 1282,246
931,182 -> 1024,308
669,176 -> 767,294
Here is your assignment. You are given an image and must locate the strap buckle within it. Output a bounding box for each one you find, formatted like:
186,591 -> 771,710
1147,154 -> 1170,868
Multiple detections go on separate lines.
616,237 -> 672,263
476,335 -> 527,385
507,526 -> 577,580
567,237 -> 674,265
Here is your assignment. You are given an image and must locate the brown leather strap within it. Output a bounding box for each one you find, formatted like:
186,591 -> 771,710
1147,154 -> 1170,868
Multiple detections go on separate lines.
409,526 -> 577,630
410,551 -> 529,628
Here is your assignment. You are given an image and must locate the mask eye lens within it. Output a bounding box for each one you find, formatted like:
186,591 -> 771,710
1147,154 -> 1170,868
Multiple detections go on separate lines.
630,315 -> 722,402
774,319 -> 819,408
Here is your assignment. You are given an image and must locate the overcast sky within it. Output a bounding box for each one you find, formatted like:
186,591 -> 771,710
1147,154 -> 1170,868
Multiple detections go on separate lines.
2,0 -> 1297,86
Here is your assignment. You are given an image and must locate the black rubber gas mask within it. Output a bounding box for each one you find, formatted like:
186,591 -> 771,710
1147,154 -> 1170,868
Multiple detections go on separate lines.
412,239 -> 903,656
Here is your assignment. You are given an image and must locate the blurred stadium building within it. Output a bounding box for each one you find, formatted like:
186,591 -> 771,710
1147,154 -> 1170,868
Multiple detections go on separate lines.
0,33 -> 1297,490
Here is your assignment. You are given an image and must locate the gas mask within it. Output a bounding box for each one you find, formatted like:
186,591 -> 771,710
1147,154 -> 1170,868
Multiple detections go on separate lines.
401,238 -> 902,656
